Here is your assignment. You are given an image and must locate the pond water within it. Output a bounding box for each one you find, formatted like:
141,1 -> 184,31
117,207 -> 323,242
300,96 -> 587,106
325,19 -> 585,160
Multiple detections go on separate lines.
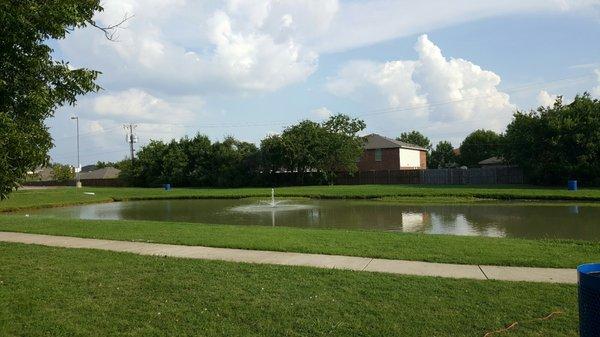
20,198 -> 600,240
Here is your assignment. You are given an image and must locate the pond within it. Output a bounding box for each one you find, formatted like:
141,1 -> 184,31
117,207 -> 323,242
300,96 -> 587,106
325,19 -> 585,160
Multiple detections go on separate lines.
20,198 -> 600,240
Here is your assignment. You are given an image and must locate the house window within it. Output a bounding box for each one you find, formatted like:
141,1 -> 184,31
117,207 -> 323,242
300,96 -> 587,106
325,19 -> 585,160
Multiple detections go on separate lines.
375,149 -> 383,162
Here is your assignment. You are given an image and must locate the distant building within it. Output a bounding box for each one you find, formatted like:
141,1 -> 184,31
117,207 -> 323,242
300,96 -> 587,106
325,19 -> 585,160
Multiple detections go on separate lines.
79,167 -> 121,180
26,167 -> 55,181
80,164 -> 98,173
357,134 -> 427,171
478,156 -> 506,168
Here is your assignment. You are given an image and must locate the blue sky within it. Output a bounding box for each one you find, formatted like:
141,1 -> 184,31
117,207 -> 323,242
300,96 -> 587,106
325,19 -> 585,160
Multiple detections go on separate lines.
48,0 -> 600,166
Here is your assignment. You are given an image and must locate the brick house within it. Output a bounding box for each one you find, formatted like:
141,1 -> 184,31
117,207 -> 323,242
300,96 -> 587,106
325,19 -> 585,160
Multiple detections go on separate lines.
357,134 -> 427,171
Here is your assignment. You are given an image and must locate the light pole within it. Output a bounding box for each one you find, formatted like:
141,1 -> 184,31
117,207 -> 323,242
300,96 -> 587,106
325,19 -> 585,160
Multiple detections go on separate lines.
70,116 -> 81,188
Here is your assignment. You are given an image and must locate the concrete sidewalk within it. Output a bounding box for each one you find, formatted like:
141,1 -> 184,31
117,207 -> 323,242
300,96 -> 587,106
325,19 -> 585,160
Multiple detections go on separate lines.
0,231 -> 577,284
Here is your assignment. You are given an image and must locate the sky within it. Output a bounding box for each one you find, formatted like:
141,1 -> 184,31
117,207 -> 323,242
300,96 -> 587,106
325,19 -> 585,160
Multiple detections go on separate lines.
47,0 -> 600,166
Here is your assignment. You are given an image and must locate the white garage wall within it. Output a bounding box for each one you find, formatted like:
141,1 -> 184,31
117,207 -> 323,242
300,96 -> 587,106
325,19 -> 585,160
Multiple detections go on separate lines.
399,148 -> 422,168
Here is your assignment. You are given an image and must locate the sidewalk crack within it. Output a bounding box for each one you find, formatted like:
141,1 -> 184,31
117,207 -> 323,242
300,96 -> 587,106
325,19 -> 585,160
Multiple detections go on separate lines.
362,258 -> 374,271
478,265 -> 489,280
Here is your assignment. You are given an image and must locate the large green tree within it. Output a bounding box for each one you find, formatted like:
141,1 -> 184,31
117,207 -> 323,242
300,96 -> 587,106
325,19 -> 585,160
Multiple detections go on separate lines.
320,114 -> 366,182
0,0 -> 107,198
260,134 -> 286,174
504,94 -> 600,185
280,120 -> 326,176
179,134 -> 212,186
459,129 -> 502,167
397,131 -> 432,151
429,141 -> 458,169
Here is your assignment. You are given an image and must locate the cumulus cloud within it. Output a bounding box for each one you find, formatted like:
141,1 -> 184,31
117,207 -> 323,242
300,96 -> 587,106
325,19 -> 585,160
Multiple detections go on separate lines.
92,89 -> 197,124
327,35 -> 514,131
47,0 -> 600,162
537,90 -> 559,107
58,0 -> 599,93
592,69 -> 600,98
207,10 -> 318,91
311,107 -> 333,120
58,0 -> 337,94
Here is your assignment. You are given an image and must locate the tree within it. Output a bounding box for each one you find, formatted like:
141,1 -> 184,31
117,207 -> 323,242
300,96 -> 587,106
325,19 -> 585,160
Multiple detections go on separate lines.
280,120 -> 326,176
504,94 -> 600,185
179,134 -> 212,186
161,140 -> 189,186
429,141 -> 458,169
397,131 -> 432,151
51,164 -> 74,182
0,1 -> 113,198
320,114 -> 366,182
260,134 -> 286,174
459,129 -> 502,167
207,137 -> 259,187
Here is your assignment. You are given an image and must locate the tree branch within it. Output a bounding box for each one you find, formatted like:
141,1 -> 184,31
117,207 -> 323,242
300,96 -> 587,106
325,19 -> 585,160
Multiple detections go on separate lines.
90,13 -> 134,41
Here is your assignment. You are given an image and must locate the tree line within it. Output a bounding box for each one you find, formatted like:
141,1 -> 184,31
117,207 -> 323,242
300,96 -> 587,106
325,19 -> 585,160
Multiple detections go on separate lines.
114,93 -> 600,187
119,114 -> 366,187
400,94 -> 600,185
48,93 -> 600,188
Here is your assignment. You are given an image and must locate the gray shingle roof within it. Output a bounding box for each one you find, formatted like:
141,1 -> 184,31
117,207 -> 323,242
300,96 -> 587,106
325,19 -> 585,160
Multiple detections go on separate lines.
79,167 -> 121,180
478,156 -> 505,165
364,134 -> 428,151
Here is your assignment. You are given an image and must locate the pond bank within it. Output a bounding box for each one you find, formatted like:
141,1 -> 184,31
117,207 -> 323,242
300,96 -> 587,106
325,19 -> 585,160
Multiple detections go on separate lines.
1,215 -> 598,268
3,185 -> 600,212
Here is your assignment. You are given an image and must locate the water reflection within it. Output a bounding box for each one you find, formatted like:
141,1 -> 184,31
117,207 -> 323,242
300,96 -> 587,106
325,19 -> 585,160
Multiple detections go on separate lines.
20,199 -> 600,240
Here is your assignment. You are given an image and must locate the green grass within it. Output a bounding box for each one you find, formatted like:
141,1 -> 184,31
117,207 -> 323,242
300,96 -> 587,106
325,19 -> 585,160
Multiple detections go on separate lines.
1,215 -> 598,268
3,184 -> 600,212
0,242 -> 578,337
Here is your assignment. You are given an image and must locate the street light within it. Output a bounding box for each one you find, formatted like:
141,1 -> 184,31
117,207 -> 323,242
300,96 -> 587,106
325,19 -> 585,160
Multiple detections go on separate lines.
70,116 -> 81,188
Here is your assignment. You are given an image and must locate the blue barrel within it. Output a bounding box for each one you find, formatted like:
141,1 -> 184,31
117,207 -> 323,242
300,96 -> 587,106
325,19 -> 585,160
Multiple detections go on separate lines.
568,180 -> 578,191
164,183 -> 171,191
578,263 -> 600,336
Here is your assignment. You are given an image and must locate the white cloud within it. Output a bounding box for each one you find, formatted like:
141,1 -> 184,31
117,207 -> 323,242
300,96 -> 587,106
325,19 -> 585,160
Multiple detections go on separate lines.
311,107 -> 333,120
207,10 -> 318,91
327,35 -> 514,131
314,0 -> 600,53
47,0 -> 600,162
592,69 -> 600,98
537,90 -> 559,107
58,0 -> 600,95
58,0 -> 337,94
87,120 -> 105,133
92,89 -> 197,125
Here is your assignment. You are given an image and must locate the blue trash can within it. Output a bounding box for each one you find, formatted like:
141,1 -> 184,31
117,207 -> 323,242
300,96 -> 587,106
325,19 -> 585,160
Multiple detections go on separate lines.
578,263 -> 600,336
568,180 -> 578,191
164,183 -> 171,191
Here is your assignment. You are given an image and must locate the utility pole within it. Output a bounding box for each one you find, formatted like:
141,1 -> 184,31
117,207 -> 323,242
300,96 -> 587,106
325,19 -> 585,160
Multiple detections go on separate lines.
70,116 -> 81,188
124,124 -> 138,164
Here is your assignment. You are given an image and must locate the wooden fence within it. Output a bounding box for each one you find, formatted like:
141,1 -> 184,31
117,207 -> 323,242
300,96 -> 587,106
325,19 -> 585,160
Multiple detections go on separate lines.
23,178 -> 126,187
23,167 -> 524,187
334,167 -> 524,185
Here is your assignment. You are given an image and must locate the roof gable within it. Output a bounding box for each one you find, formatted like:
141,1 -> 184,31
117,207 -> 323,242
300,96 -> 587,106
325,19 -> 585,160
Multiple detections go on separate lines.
364,134 -> 427,151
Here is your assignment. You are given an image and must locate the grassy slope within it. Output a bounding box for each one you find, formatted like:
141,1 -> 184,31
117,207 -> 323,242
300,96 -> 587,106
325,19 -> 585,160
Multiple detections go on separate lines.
3,184 -> 600,212
1,215 -> 598,268
0,242 -> 577,337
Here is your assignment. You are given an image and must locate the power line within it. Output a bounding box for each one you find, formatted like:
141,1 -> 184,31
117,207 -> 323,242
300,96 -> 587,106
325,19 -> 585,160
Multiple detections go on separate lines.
52,126 -> 121,141
47,73 -> 596,162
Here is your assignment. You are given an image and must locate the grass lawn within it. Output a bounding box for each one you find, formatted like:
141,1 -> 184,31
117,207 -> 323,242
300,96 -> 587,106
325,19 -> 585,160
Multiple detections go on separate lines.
1,215 -> 598,268
3,184 -> 600,212
0,242 -> 578,337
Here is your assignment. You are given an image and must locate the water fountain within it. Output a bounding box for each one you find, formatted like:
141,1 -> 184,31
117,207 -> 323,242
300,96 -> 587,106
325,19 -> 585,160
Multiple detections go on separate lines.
230,188 -> 315,214
260,188 -> 287,207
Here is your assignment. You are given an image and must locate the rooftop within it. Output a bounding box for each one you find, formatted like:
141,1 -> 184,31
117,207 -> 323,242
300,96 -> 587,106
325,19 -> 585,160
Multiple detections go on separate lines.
364,134 -> 428,151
